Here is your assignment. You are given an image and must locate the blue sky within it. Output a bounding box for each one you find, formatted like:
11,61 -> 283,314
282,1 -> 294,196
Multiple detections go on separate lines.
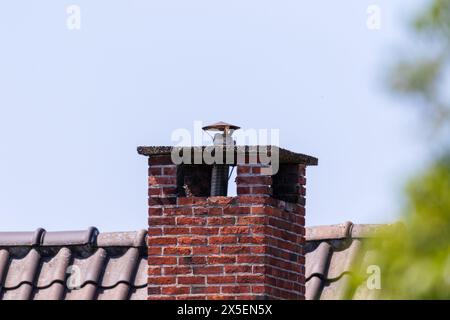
0,1 -> 429,231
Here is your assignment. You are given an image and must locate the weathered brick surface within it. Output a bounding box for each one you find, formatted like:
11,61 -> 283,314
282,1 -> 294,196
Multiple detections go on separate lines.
147,156 -> 307,300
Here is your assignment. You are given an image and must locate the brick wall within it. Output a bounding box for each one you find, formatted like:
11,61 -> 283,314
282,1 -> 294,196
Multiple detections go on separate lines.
147,155 -> 307,300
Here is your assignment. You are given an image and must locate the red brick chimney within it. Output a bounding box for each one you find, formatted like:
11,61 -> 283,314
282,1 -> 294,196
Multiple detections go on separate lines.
138,142 -> 317,300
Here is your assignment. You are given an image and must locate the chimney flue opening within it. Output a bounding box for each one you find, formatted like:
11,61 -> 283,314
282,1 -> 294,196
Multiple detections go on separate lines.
203,121 -> 240,197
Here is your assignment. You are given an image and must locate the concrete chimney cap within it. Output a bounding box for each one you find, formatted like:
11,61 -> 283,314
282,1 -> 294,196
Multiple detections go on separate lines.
137,145 -> 318,166
202,121 -> 241,132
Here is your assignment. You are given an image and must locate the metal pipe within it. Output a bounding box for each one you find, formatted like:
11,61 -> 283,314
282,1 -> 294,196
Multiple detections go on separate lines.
210,164 -> 229,196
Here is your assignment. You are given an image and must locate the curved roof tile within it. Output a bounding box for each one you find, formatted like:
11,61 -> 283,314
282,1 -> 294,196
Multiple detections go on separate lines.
42,227 -> 99,247
305,242 -> 332,280
305,222 -> 387,300
0,228 -> 45,247
0,228 -> 147,300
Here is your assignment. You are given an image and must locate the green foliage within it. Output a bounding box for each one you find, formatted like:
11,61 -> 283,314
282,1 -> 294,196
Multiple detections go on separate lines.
390,57 -> 443,98
346,0 -> 450,300
414,0 -> 450,37
346,156 -> 450,299
389,0 -> 450,130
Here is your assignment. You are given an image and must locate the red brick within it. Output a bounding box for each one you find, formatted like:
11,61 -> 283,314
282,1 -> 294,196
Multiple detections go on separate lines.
223,206 -> 251,215
148,257 -> 177,265
192,197 -> 208,205
149,167 -> 163,176
250,246 -> 265,254
207,276 -> 235,284
179,256 -> 207,265
291,224 -> 304,235
237,275 -> 265,283
163,247 -> 192,255
250,225 -> 266,234
207,256 -> 236,264
293,205 -> 305,216
148,176 -> 176,186
237,166 -> 251,174
238,235 -> 265,244
220,226 -> 250,235
237,216 -> 266,225
177,217 -> 206,225
208,197 -> 235,205
148,188 -> 161,196
208,236 -> 237,245
149,155 -> 173,165
149,217 -> 175,226
252,166 -> 268,174
149,207 -> 163,216
148,286 -> 161,294
207,217 -> 235,225
148,227 -> 162,236
193,266 -> 223,275
161,286 -> 190,295
221,246 -> 251,254
164,227 -> 190,235
237,196 -> 270,205
237,187 -> 251,195
176,295 -> 206,300
161,187 -> 177,196
163,167 -> 177,175
148,276 -> 176,285
224,265 -> 252,274
163,266 -> 192,275
190,227 -> 219,235
222,286 -> 251,294
148,267 -> 161,276
251,285 -> 267,294
177,276 -> 205,285
164,207 -> 193,216
236,176 -> 271,185
148,198 -> 162,206
208,207 -> 223,215
236,295 -> 257,300
191,286 -> 220,294
178,237 -> 207,245
207,295 -> 235,300
148,237 -> 177,245
193,207 -> 209,215
177,197 -> 193,205
148,247 -> 161,255
148,296 -> 176,300
296,217 -> 305,226
237,255 -> 265,264
192,246 -> 220,255
252,186 -> 272,194
298,256 -> 305,265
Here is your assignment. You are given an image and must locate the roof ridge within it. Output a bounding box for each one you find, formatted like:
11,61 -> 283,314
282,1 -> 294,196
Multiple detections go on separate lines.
0,228 -> 147,248
306,222 -> 388,241
0,228 -> 46,247
97,230 -> 147,248
306,222 -> 353,241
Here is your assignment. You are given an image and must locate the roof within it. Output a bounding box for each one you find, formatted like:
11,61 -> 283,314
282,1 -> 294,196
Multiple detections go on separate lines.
137,145 -> 318,166
0,228 -> 147,300
305,222 -> 385,300
0,222 -> 381,300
